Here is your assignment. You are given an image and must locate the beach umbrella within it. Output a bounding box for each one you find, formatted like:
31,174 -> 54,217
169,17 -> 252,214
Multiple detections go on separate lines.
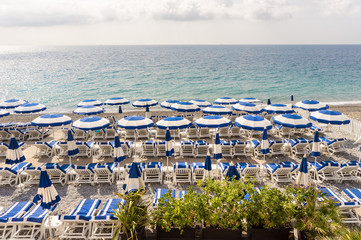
296,155 -> 309,187
14,103 -> 46,114
0,99 -> 27,109
194,115 -> 232,129
213,132 -> 222,160
0,109 -> 10,118
310,110 -> 350,125
190,99 -> 212,107
133,98 -> 158,117
105,97 -> 130,114
33,167 -> 60,209
117,116 -> 154,130
311,131 -> 321,158
170,102 -> 200,113
235,115 -> 272,131
291,95 -> 294,107
5,136 -> 26,165
203,105 -> 232,115
214,97 -> 238,105
225,162 -> 240,181
294,100 -> 328,112
272,114 -> 312,129
260,128 -> 270,157
73,106 -> 105,115
72,116 -> 110,131
77,99 -> 102,107
239,97 -> 262,103
123,163 -> 144,194
264,104 -> 294,114
232,102 -> 263,114
160,100 -> 179,109
31,114 -> 72,127
165,128 -> 174,168
156,116 -> 191,130
67,130 -> 79,165
203,151 -> 212,179
267,99 -> 271,105
114,136 -> 125,164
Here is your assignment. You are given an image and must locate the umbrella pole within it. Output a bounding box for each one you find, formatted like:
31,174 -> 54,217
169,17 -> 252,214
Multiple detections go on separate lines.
314,157 -> 319,184
69,156 -> 72,165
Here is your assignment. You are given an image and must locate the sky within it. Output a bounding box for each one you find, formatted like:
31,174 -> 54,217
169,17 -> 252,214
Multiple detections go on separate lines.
0,0 -> 361,45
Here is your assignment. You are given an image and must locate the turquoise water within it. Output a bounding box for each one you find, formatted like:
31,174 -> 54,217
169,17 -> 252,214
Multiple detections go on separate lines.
0,45 -> 361,112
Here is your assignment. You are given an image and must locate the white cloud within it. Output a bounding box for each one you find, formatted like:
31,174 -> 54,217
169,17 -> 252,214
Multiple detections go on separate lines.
321,0 -> 361,15
0,0 -> 298,27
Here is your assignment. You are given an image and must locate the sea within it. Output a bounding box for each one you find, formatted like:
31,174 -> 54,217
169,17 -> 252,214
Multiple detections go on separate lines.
0,45 -> 361,112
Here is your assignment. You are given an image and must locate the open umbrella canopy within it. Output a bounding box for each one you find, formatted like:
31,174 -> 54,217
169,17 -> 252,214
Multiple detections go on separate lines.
272,114 -> 312,129
235,115 -> 272,131
239,97 -> 262,103
73,106 -> 105,115
264,104 -> 294,114
77,99 -> 102,107
132,98 -> 158,107
294,100 -> 329,112
202,105 -> 232,115
232,102 -> 263,114
214,97 -> 238,105
190,99 -> 212,107
170,102 -> 200,112
14,103 -> 46,114
160,100 -> 179,109
33,167 -> 61,209
194,115 -> 232,128
5,136 -> 26,165
310,110 -> 350,125
156,116 -> 191,130
0,99 -> 27,109
31,114 -> 72,127
104,97 -> 130,105
72,116 -> 110,131
0,109 -> 10,118
117,116 -> 154,129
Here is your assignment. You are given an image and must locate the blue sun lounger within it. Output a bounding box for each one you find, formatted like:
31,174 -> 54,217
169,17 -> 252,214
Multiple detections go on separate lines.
0,162 -> 32,186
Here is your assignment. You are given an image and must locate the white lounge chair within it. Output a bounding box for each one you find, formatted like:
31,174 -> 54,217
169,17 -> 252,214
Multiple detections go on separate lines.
44,163 -> 72,185
93,163 -> 116,184
96,142 -> 113,158
220,140 -> 233,158
309,160 -> 340,183
75,141 -> 93,158
141,141 -> 156,157
124,129 -> 136,139
0,162 -> 32,186
22,166 -> 42,186
233,140 -> 253,157
194,140 -> 209,158
337,161 -> 359,182
155,128 -> 166,139
143,162 -> 162,183
237,163 -> 262,182
104,127 -> 118,139
265,163 -> 294,183
283,138 -> 311,156
34,141 -> 59,157
229,126 -> 241,137
26,129 -> 49,141
198,128 -> 210,138
0,129 -> 11,141
173,162 -> 192,184
8,129 -> 26,141
0,143 -> 8,157
73,164 -> 97,185
91,129 -> 105,140
269,140 -> 286,156
187,126 -> 198,139
136,128 -> 150,139
320,137 -> 346,155
180,141 -> 194,157
191,162 -> 205,183
219,127 -> 229,138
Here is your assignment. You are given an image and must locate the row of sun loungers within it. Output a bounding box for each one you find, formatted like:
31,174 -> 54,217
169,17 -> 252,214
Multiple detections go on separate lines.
0,128 -> 49,141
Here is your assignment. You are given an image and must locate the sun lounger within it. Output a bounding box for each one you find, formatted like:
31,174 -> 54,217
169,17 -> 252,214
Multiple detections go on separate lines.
136,128 -> 150,139
59,199 -> 101,240
173,162 -> 192,184
180,140 -> 194,157
42,163 -> 72,185
218,127 -> 229,138
237,163 -> 262,182
26,128 -> 49,141
96,142 -> 113,157
269,140 -> 286,156
143,162 -> 162,183
109,141 -> 133,158
0,202 -> 34,239
187,126 -> 198,139
91,129 -> 105,140
156,141 -> 166,157
155,128 -> 166,139
22,166 -> 42,185
229,126 -> 241,137
275,125 -> 295,137
0,162 -> 32,186
73,164 -> 97,185
265,163 -> 294,183
72,128 -> 88,140
105,116 -> 117,127
309,160 -> 340,183
191,162 -> 205,182
93,163 -> 116,184
123,129 -> 136,139
320,137 -> 346,155
60,128 -> 73,140
54,141 -> 68,157
337,161 -> 359,182
34,140 -> 59,157
8,128 -> 27,141
88,199 -> 126,240
104,127 -> 118,139
220,140 -> 233,158
142,141 -> 157,157
0,143 -> 8,157
0,129 -> 11,141
283,138 -> 311,156
194,140 -> 209,158
233,140 -> 253,157
198,128 -> 210,139
153,189 -> 176,206
76,141 -> 93,158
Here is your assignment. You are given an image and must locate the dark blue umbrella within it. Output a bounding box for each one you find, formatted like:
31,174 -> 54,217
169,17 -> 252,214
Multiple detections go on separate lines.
165,129 -> 174,167
123,163 -> 144,194
33,168 -> 60,209
296,155 -> 309,186
5,136 -> 26,165
67,130 -> 79,165
225,163 -> 240,181
114,136 -> 125,163
204,151 -> 212,179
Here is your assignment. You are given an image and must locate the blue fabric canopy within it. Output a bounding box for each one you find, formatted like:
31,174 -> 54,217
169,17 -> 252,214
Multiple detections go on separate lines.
117,116 -> 154,129
114,136 -> 125,162
194,115 -> 232,128
33,169 -> 61,209
73,116 -> 110,130
310,110 -> 350,125
213,133 -> 222,160
156,116 -> 191,130
5,136 -> 26,165
31,114 -> 72,127
272,114 -> 312,129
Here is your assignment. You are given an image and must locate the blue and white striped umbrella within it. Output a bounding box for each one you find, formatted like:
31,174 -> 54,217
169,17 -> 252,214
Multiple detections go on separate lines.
204,152 -> 212,179
5,136 -> 26,165
310,110 -> 350,125
33,167 -> 61,209
235,115 -> 272,131
73,106 -> 105,115
272,114 -> 312,129
190,99 -> 212,107
165,129 -> 174,168
296,155 -> 309,187
294,100 -> 328,112
232,102 -> 263,114
239,97 -> 262,103
156,116 -> 191,130
31,114 -> 72,127
311,131 -> 321,157
73,116 -> 110,130
105,97 -> 129,105
0,109 -> 10,118
132,98 -> 158,108
123,163 -> 144,194
117,116 -> 154,129
214,97 -> 238,105
194,115 -> 232,128
77,99 -> 102,107
0,99 -> 27,109
203,105 -> 232,115
264,104 -> 294,114
14,103 -> 46,114
160,100 -> 179,109
225,162 -> 240,181
170,102 -> 200,113
114,136 -> 125,163
213,132 -> 222,160
260,129 -> 270,155
67,130 -> 79,157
